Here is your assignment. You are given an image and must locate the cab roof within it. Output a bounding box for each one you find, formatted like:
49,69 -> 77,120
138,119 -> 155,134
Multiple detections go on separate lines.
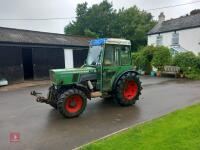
90,38 -> 131,46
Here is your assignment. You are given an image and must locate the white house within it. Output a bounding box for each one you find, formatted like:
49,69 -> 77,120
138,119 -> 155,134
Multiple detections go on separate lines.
148,12 -> 200,55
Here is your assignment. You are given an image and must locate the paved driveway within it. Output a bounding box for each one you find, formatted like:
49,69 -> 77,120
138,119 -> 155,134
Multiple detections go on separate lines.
0,77 -> 200,150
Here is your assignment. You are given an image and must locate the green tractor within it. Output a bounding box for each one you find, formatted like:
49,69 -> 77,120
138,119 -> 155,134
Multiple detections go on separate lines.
31,38 -> 142,118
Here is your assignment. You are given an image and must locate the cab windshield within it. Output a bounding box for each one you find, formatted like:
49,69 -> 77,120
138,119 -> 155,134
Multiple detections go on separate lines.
86,45 -> 103,66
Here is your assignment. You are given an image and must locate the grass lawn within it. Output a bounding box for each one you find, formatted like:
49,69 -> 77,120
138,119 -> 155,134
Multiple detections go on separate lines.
81,103 -> 200,150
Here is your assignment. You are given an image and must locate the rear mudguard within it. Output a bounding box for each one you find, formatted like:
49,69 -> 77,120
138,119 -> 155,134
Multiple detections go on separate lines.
112,70 -> 140,91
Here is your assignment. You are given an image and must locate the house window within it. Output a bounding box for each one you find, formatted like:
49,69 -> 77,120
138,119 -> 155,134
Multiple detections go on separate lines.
172,32 -> 179,45
156,35 -> 163,46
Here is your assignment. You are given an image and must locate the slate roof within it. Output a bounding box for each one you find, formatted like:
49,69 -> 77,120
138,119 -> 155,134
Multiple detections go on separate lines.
0,27 -> 91,47
148,13 -> 200,35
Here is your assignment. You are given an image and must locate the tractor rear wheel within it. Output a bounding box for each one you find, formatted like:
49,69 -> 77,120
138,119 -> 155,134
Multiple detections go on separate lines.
115,72 -> 142,106
57,88 -> 87,118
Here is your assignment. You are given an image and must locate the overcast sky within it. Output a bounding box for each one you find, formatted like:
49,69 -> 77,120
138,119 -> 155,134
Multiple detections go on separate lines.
0,0 -> 199,34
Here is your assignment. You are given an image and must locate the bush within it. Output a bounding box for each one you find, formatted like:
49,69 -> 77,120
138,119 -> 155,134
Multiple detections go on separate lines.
132,45 -> 200,80
194,56 -> 200,70
173,52 -> 200,79
133,53 -> 151,74
172,52 -> 198,71
185,69 -> 200,80
152,46 -> 171,71
132,46 -> 172,73
132,46 -> 156,74
140,46 -> 157,62
132,52 -> 142,69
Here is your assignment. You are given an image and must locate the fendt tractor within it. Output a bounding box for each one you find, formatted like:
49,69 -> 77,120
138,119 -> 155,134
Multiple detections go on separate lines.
31,38 -> 142,118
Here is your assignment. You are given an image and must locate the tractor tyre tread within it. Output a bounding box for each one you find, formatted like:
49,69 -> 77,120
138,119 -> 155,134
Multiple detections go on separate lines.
114,72 -> 142,106
57,88 -> 87,118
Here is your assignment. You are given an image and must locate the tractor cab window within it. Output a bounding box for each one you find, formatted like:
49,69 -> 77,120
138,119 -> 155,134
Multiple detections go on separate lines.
86,46 -> 103,66
103,45 -> 119,66
120,46 -> 131,65
103,45 -> 131,66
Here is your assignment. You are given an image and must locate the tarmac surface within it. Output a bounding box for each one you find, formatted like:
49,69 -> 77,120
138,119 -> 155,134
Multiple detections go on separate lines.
0,77 -> 200,150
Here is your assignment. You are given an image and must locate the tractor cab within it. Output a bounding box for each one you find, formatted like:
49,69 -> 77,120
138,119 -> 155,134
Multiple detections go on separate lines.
31,38 -> 142,118
86,38 -> 132,66
86,38 -> 133,92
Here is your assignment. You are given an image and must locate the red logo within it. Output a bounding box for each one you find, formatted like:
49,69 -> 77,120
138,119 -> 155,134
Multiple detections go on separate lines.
9,132 -> 20,142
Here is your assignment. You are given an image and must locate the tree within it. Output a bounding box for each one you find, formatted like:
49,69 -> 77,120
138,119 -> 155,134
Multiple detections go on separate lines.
64,0 -> 115,36
190,9 -> 200,15
64,2 -> 88,35
111,6 -> 156,49
84,29 -> 98,38
64,0 -> 156,50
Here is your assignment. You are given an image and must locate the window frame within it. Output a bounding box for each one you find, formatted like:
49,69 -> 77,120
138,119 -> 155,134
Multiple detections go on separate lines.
119,45 -> 131,66
156,34 -> 163,46
103,44 -> 119,66
172,32 -> 179,45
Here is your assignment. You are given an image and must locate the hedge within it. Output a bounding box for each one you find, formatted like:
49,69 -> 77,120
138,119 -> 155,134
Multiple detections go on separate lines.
132,46 -> 200,80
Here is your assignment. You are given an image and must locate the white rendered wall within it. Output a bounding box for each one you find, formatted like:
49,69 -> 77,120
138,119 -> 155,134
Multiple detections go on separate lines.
64,49 -> 74,68
179,28 -> 200,55
148,27 -> 200,55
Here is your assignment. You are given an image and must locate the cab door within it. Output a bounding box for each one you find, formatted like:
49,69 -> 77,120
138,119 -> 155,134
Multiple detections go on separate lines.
102,45 -> 120,91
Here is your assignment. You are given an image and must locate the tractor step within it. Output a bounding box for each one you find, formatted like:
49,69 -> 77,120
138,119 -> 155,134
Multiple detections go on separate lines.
91,91 -> 102,98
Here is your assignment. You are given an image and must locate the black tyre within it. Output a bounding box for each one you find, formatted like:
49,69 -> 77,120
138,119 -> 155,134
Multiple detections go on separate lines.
49,101 -> 57,109
114,72 -> 142,106
57,88 -> 87,118
103,96 -> 113,101
103,93 -> 113,101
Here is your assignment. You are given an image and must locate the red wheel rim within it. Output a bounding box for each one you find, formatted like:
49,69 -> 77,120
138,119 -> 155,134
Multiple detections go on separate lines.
65,95 -> 83,113
123,80 -> 138,101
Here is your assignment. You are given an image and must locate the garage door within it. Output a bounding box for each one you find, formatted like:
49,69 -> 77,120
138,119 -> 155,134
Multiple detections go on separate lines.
32,47 -> 65,80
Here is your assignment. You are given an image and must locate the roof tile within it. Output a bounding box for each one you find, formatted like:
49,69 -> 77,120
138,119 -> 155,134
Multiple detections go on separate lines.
148,14 -> 200,35
0,27 -> 91,47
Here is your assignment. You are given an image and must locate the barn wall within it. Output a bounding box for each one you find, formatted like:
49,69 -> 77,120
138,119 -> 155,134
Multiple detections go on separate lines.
0,46 -> 24,83
32,47 -> 65,80
73,49 -> 88,67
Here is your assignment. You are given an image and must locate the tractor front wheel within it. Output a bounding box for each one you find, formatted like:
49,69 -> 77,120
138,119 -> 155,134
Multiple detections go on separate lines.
115,72 -> 142,106
57,89 -> 87,118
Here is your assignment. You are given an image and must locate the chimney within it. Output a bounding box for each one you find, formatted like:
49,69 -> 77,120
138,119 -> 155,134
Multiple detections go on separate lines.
158,12 -> 165,23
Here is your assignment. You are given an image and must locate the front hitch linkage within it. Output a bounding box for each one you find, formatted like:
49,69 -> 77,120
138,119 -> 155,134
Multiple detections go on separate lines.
30,91 -> 49,104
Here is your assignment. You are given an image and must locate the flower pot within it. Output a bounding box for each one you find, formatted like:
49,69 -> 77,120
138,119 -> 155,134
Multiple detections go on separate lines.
150,71 -> 156,77
156,71 -> 161,77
